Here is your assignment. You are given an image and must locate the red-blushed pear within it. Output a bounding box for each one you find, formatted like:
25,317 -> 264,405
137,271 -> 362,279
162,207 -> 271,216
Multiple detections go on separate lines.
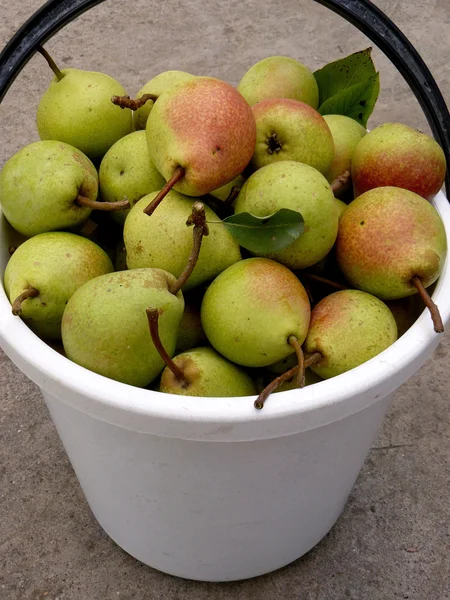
143,77 -> 256,215
250,98 -> 334,174
352,123 -> 446,200
335,187 -> 447,332
200,257 -> 311,368
303,290 -> 398,380
237,56 -> 319,108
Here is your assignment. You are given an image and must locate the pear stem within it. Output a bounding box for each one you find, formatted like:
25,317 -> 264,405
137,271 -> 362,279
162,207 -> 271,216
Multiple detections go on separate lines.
143,166 -> 186,216
288,335 -> 305,388
111,93 -> 159,110
303,273 -> 348,291
224,186 -> 242,207
76,195 -> 130,212
411,276 -> 444,333
331,170 -> 351,194
146,308 -> 190,385
37,46 -> 64,81
12,288 -> 39,316
169,202 -> 209,295
304,351 -> 323,369
8,246 -> 16,255
254,336 -> 307,410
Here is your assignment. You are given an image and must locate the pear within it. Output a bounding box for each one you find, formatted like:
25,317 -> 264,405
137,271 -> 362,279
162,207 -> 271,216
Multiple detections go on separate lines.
99,131 -> 166,224
201,258 -> 311,367
176,302 -> 207,353
124,189 -> 241,290
159,347 -> 256,397
237,56 -> 319,108
4,232 -> 113,340
351,122 -> 446,200
0,141 -> 98,237
234,161 -> 338,269
334,197 -> 348,219
336,187 -> 447,331
304,289 -> 398,379
36,50 -> 132,161
336,187 -> 447,299
322,115 -> 367,195
144,76 -> 256,212
250,98 -> 334,174
134,70 -> 196,130
61,269 -> 184,387
209,174 -> 246,202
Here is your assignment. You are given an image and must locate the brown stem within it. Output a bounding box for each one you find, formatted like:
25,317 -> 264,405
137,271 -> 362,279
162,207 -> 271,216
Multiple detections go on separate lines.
331,170 -> 351,194
411,276 -> 444,333
11,288 -> 39,316
224,186 -> 242,207
8,246 -> 17,255
254,365 -> 300,410
37,46 -> 64,81
76,195 -> 130,212
304,351 -> 323,369
169,202 -> 209,295
143,166 -> 186,216
254,350 -> 324,410
303,273 -> 348,291
146,308 -> 190,385
111,93 -> 159,110
288,335 -> 305,388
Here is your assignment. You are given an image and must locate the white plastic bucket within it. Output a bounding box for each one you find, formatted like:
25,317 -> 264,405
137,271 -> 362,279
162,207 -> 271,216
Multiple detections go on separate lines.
1,191 -> 449,582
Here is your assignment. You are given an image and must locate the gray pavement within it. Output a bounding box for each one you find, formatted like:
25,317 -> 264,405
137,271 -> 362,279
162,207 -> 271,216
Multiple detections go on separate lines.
1,1 -> 450,598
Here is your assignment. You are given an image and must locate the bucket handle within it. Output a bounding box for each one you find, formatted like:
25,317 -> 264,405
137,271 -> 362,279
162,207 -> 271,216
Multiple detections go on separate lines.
0,0 -> 448,196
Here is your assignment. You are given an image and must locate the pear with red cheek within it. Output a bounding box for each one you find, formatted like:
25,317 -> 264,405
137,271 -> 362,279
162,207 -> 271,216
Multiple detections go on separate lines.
352,123 -> 446,200
144,77 -> 256,215
250,98 -> 334,174
201,258 -> 311,368
335,186 -> 447,332
304,290 -> 398,379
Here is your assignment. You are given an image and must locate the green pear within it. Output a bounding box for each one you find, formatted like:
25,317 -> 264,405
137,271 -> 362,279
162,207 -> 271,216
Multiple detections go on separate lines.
351,123 -> 446,200
146,77 -> 256,197
62,269 -> 184,387
99,131 -> 166,224
0,141 -> 98,237
124,189 -> 241,290
159,347 -> 256,397
237,56 -> 319,108
336,187 -> 447,299
176,303 -> 207,353
234,161 -> 338,269
134,70 -> 196,130
37,66 -> 132,161
209,174 -> 246,202
304,290 -> 398,379
334,197 -> 348,219
323,115 -> 367,195
4,232 -> 113,340
250,98 -> 334,174
201,258 -> 311,367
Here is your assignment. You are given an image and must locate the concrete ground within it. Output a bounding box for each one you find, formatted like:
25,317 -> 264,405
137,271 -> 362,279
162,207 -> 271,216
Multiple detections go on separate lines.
1,1 -> 449,598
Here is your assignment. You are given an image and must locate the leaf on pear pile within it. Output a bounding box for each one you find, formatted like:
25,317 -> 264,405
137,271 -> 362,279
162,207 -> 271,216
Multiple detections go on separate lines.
313,48 -> 379,127
317,73 -> 380,127
221,209 -> 304,254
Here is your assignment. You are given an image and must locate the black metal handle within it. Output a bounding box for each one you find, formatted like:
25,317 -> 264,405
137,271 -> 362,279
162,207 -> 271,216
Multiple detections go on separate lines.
0,0 -> 449,196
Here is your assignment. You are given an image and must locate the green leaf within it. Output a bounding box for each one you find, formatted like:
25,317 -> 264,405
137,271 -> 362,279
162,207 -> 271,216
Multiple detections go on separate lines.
221,209 -> 304,254
318,73 -> 380,127
314,48 -> 377,105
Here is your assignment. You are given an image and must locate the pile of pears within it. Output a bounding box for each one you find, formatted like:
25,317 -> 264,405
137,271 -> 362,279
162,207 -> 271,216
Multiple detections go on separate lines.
0,48 -> 447,409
